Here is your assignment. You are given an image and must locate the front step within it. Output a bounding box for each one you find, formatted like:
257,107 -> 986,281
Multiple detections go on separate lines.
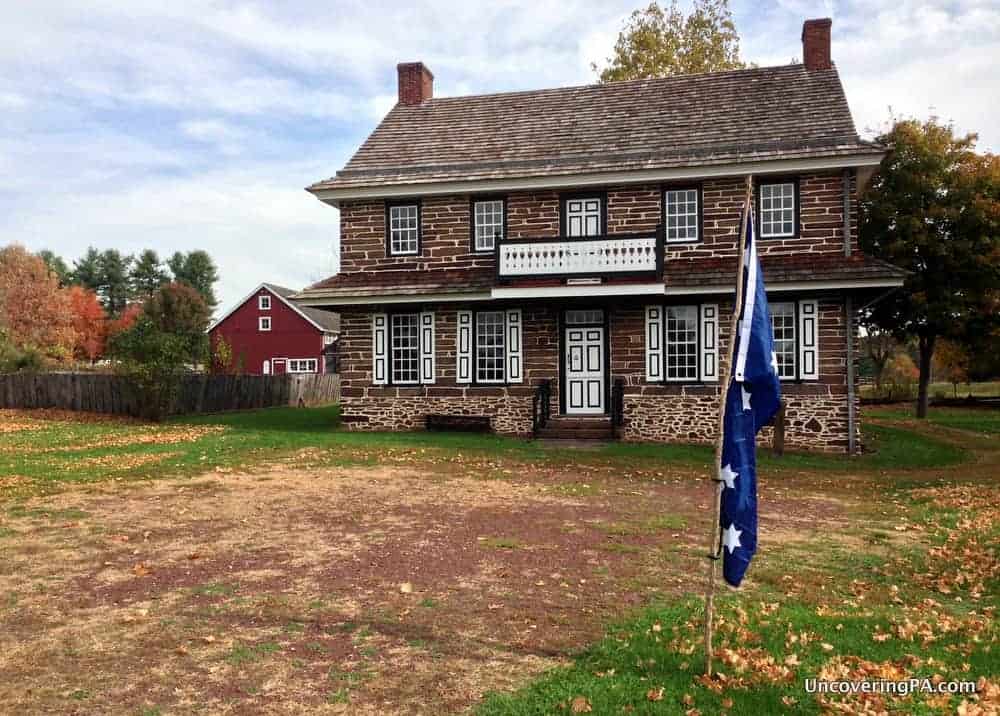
536,415 -> 615,440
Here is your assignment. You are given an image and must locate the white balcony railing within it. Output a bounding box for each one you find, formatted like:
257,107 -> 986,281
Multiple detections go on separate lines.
497,234 -> 661,279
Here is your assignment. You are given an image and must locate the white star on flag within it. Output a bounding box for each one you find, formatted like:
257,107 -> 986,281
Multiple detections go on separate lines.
722,523 -> 743,554
741,385 -> 752,411
770,351 -> 779,374
719,463 -> 738,490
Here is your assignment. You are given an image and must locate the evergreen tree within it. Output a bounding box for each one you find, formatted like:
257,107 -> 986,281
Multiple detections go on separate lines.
37,250 -> 71,286
71,247 -> 103,291
168,250 -> 220,311
131,249 -> 169,299
97,249 -> 133,317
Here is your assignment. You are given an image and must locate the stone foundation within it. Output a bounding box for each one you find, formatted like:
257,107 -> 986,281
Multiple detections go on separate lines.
621,392 -> 854,453
341,393 -> 534,437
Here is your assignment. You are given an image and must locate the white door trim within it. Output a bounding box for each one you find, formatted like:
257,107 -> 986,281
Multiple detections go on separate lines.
564,325 -> 605,415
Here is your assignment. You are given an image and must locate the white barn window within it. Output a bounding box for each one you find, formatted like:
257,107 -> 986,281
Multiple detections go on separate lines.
288,359 -> 318,373
258,294 -> 271,310
258,316 -> 271,332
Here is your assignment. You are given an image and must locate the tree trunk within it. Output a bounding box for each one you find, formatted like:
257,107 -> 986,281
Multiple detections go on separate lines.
916,334 -> 936,419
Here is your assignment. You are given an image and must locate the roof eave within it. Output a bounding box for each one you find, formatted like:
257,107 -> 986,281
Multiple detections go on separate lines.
307,151 -> 886,207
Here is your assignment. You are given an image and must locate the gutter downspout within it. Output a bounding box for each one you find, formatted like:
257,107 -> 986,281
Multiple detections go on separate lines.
846,294 -> 856,455
843,168 -> 852,257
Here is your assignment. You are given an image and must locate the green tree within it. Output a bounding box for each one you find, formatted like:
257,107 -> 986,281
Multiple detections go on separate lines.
72,247 -> 103,291
98,249 -> 133,316
860,117 -> 1000,418
131,249 -> 169,300
593,0 -> 746,83
168,250 -> 220,311
109,315 -> 195,421
143,281 -> 210,358
37,250 -> 70,286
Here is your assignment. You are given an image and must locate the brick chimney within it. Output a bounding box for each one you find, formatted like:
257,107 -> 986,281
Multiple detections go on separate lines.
397,62 -> 434,106
802,18 -> 832,70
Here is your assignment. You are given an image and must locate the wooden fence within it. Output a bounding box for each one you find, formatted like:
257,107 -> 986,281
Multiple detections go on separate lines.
0,372 -> 340,417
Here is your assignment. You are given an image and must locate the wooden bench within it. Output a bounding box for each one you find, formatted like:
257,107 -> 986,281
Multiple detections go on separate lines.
426,414 -> 492,432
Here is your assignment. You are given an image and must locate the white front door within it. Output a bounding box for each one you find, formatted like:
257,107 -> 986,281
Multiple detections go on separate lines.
565,326 -> 605,414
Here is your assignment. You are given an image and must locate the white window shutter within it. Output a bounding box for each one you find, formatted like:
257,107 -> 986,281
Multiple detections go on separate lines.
420,311 -> 436,384
645,305 -> 663,381
456,310 -> 473,384
505,309 -> 523,383
700,303 -> 719,381
798,299 -> 819,380
372,313 -> 388,385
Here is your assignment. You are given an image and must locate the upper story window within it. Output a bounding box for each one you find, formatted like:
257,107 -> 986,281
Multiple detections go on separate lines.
258,316 -> 271,332
472,199 -> 504,252
770,302 -> 797,379
258,294 -> 271,310
759,181 -> 797,238
563,196 -> 603,237
664,187 -> 700,243
387,202 -> 420,255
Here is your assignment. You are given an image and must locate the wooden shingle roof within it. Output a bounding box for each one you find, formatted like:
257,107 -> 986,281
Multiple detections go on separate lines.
310,64 -> 881,192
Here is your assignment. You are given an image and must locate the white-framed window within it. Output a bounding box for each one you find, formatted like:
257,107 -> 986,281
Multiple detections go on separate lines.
390,313 -> 420,384
388,203 -> 419,255
473,199 -> 504,251
665,305 -> 699,381
288,358 -> 318,373
759,181 -> 796,238
258,294 -> 271,310
770,302 -> 797,379
565,309 -> 604,325
564,197 -> 603,237
258,316 -> 271,332
475,311 -> 506,383
664,187 -> 699,243
645,303 -> 719,383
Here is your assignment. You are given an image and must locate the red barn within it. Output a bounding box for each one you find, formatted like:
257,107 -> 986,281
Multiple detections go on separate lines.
208,283 -> 339,375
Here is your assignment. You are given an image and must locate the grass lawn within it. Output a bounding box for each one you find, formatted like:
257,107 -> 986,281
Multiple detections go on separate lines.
1,405 -> 997,714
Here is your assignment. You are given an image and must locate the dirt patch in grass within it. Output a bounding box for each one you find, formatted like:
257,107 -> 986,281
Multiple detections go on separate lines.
0,461 -> 853,714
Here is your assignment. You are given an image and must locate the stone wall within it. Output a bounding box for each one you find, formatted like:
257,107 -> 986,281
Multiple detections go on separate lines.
336,297 -> 861,454
337,170 -> 857,279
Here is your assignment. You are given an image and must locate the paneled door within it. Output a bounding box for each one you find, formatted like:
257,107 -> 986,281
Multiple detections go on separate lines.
565,326 -> 605,414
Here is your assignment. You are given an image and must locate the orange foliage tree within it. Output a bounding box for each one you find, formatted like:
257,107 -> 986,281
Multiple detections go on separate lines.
0,245 -> 75,362
106,303 -> 143,341
67,285 -> 107,362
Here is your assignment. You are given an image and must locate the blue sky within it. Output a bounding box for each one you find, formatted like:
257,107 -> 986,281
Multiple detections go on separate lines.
3,0 -> 997,312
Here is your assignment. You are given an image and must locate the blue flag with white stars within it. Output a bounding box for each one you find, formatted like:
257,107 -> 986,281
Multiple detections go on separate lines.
719,208 -> 781,588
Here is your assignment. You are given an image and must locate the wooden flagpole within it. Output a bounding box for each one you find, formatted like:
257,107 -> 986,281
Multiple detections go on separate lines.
704,175 -> 753,677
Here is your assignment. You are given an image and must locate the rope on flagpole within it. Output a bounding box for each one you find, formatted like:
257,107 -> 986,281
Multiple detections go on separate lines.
704,174 -> 753,677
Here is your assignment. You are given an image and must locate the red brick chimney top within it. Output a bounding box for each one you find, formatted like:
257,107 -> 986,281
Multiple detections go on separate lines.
802,18 -> 833,71
397,62 -> 434,106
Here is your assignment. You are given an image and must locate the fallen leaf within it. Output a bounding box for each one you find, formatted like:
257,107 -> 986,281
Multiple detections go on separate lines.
570,695 -> 592,713
646,687 -> 663,701
399,582 -> 413,594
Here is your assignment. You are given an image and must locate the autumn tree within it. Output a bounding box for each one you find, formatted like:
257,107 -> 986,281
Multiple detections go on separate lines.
934,339 -> 971,398
0,245 -> 75,363
593,0 -> 746,83
106,303 -> 143,342
67,286 -> 107,363
131,249 -> 169,300
860,324 -> 897,395
168,250 -> 220,311
38,250 -> 71,286
860,118 -> 1000,418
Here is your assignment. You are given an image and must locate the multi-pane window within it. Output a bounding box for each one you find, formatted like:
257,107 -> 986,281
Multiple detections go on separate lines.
759,182 -> 796,237
565,197 -> 602,236
664,188 -> 699,242
288,359 -> 318,373
258,295 -> 271,310
565,309 -> 604,325
388,204 -> 419,255
770,302 -> 797,379
475,311 -> 506,383
390,313 -> 420,384
258,316 -> 271,332
473,199 -> 504,251
665,306 -> 699,380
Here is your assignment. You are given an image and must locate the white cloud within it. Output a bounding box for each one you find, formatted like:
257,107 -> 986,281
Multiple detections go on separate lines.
1,0 -> 996,315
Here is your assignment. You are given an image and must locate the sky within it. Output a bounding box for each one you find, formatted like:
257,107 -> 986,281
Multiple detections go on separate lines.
2,0 -> 997,313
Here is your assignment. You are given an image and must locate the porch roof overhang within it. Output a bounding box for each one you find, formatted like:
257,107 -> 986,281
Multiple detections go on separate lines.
295,275 -> 905,307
